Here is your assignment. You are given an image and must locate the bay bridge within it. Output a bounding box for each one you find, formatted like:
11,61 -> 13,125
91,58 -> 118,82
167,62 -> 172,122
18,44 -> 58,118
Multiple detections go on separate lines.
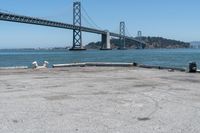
0,1 -> 144,51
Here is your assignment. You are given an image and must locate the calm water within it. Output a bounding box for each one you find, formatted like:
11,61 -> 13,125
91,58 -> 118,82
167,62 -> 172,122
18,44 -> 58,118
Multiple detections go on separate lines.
0,49 -> 200,68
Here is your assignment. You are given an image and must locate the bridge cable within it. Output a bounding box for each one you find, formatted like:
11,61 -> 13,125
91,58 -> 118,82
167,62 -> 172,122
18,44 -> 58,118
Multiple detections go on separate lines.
81,5 -> 102,30
81,14 -> 96,28
125,26 -> 132,37
0,9 -> 16,15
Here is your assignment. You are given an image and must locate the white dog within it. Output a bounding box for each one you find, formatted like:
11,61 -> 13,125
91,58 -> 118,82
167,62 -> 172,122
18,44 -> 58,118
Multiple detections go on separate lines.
32,61 -> 49,69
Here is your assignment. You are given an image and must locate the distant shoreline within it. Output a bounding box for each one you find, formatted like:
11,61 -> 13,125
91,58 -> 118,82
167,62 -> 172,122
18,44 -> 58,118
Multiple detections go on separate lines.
0,47 -> 192,51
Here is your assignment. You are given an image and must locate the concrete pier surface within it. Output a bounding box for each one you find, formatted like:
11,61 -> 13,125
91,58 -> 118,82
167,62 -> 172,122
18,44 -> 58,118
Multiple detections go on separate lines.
0,67 -> 200,133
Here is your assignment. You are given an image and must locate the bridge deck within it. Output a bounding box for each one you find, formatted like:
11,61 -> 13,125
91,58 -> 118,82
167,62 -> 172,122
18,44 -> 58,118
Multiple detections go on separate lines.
0,12 -> 144,44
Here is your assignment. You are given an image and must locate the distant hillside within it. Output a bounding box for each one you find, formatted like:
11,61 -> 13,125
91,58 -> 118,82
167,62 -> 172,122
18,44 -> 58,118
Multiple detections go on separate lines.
85,36 -> 190,49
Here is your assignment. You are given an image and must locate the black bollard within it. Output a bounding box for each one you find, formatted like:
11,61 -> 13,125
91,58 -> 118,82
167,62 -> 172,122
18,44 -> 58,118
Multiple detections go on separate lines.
133,62 -> 138,66
188,62 -> 197,73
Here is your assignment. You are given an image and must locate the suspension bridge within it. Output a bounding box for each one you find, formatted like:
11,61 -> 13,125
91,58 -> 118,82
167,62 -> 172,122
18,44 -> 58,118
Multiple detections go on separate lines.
0,1 -> 145,51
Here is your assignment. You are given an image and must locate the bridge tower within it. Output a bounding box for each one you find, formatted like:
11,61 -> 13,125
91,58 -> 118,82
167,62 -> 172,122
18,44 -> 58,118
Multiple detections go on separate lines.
118,21 -> 127,50
137,31 -> 142,49
137,31 -> 142,39
70,1 -> 86,51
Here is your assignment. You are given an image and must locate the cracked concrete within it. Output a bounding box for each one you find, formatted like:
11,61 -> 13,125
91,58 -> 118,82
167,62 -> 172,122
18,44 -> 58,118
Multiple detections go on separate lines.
0,67 -> 200,133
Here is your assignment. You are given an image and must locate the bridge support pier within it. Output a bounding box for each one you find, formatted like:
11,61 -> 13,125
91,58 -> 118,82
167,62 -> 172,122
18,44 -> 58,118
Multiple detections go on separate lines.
100,31 -> 112,50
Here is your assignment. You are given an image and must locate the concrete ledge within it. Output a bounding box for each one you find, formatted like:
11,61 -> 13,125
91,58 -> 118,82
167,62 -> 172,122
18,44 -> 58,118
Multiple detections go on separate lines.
0,66 -> 28,70
53,62 -> 133,68
53,62 -> 188,72
52,63 -> 86,68
86,62 -> 133,67
138,64 -> 186,72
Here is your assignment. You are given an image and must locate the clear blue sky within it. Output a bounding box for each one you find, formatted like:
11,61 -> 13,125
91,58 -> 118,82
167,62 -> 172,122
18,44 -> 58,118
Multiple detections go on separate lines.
0,0 -> 200,48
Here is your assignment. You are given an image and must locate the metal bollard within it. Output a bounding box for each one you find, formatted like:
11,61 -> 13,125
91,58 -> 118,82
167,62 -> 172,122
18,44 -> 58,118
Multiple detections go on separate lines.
187,62 -> 197,73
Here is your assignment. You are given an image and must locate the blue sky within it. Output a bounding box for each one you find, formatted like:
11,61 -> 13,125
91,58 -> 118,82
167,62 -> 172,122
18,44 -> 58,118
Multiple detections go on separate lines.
0,0 -> 200,48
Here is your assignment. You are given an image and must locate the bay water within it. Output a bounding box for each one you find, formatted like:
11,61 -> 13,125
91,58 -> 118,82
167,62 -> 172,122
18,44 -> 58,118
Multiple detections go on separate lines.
0,49 -> 200,69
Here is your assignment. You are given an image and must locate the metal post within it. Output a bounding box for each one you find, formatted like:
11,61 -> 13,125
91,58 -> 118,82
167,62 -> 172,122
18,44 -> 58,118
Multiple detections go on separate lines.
118,21 -> 126,50
70,1 -> 86,50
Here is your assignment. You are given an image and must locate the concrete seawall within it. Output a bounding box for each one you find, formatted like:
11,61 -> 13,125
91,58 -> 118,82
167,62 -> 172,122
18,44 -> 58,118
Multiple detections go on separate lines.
53,62 -> 134,68
52,62 -> 187,72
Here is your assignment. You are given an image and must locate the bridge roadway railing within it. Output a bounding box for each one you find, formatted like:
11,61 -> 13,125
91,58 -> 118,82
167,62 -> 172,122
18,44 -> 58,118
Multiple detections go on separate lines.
0,12 -> 144,44
0,12 -> 105,34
